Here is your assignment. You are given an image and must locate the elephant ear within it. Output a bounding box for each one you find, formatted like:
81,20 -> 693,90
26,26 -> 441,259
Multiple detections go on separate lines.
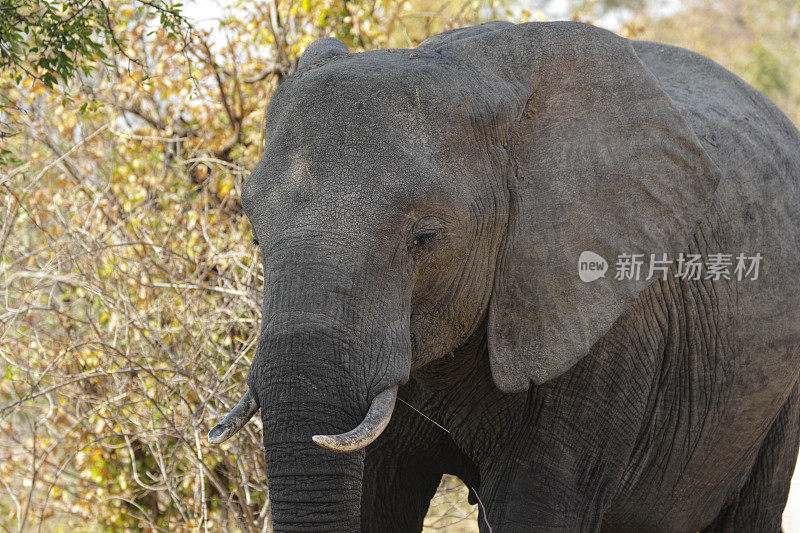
417,20 -> 513,48
296,37 -> 349,72
437,22 -> 721,392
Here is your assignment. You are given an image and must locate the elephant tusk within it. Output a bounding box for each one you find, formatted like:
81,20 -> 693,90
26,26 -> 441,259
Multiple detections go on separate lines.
312,386 -> 398,452
208,390 -> 259,444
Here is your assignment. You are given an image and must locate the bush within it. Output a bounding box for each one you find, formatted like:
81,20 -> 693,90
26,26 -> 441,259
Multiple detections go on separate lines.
0,1 -> 489,529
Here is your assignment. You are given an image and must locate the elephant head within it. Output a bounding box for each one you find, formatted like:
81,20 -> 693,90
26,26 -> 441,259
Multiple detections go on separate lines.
209,21 -> 720,529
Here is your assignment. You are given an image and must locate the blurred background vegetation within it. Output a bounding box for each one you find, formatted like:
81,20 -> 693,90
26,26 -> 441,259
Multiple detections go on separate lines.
1,0 -> 798,530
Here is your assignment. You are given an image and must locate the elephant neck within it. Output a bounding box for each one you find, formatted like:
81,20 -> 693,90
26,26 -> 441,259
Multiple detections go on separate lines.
408,328 -> 529,464
412,328 -> 488,391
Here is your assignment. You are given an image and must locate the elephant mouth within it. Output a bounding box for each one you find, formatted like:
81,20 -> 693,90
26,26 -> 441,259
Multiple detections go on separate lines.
208,384 -> 398,452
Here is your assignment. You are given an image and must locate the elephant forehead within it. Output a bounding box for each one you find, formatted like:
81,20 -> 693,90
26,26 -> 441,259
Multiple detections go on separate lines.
265,50 -> 495,144
241,52 -> 507,235
243,143 -> 466,232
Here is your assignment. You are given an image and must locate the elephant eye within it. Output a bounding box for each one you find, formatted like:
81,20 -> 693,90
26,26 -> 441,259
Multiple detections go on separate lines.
412,231 -> 438,247
410,217 -> 444,255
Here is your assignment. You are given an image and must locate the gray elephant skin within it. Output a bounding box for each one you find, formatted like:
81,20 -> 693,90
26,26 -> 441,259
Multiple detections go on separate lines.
207,21 -> 800,532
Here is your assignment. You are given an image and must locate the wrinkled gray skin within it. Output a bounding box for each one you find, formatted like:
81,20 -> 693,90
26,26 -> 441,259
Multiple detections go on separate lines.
217,21 -> 800,532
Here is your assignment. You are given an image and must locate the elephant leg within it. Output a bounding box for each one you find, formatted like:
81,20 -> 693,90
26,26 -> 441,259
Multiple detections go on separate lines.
474,442 -> 614,533
361,433 -> 442,533
701,380 -> 800,533
361,385 -> 478,532
467,340 -> 657,532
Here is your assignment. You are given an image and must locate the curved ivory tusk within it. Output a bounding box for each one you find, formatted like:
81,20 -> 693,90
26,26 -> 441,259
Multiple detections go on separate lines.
208,390 -> 259,444
312,386 -> 398,452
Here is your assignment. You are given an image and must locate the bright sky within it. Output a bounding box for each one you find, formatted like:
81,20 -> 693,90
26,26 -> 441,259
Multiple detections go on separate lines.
181,0 -> 665,32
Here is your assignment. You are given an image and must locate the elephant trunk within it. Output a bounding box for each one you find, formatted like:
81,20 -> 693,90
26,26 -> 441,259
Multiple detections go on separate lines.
210,238 -> 411,530
261,393 -> 366,530
251,310 -> 409,530
255,352 -> 386,531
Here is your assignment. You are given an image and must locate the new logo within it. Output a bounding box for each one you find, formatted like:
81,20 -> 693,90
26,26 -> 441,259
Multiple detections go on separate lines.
578,251 -> 608,282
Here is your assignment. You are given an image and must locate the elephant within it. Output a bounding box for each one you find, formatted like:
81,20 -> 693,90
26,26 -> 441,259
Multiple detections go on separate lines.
207,20 -> 800,532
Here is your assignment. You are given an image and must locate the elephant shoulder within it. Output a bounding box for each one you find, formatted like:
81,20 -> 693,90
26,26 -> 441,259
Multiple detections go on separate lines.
632,40 -> 800,189
635,41 -> 800,361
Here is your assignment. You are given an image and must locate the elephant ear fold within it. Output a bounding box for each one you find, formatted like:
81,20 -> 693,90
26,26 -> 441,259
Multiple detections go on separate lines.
453,22 -> 722,392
